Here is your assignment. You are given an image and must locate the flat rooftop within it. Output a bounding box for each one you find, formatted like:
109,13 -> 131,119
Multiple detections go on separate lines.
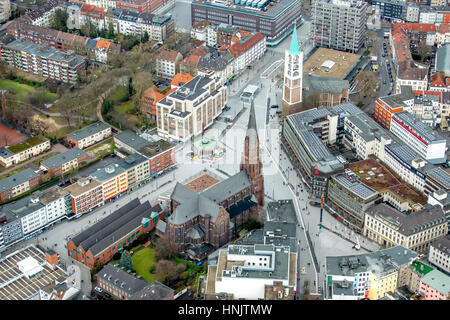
0,245 -> 67,300
64,177 -> 102,197
303,47 -> 361,80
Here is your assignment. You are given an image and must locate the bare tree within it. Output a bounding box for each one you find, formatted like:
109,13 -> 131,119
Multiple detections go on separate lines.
154,234 -> 178,261
155,260 -> 178,285
417,42 -> 429,62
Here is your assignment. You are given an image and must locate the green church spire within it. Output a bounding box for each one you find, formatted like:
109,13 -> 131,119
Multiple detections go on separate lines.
289,23 -> 301,56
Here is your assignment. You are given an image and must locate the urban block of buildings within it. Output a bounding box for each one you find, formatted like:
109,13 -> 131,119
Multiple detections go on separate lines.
191,0 -> 302,46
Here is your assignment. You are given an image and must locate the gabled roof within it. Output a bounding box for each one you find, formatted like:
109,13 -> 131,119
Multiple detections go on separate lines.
430,72 -> 446,88
170,73 -> 194,88
157,49 -> 181,62
229,32 -> 265,58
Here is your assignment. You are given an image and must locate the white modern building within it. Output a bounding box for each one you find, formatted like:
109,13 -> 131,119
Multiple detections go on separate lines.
205,244 -> 297,300
390,111 -> 447,164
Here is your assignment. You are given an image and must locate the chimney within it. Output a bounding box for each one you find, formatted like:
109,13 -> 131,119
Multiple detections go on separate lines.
46,250 -> 59,268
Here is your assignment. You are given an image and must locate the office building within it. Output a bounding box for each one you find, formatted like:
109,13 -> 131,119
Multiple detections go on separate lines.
312,0 -> 368,53
191,0 -> 302,46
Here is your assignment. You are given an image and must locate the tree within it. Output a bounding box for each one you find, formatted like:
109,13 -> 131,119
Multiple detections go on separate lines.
417,42 -> 429,62
49,8 -> 69,32
119,250 -> 134,272
92,261 -> 104,275
154,234 -> 178,261
107,23 -> 115,39
354,70 -> 378,100
155,260 -> 178,285
141,31 -> 149,43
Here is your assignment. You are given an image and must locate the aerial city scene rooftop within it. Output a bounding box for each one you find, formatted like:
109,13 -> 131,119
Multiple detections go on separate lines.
0,0 -> 448,305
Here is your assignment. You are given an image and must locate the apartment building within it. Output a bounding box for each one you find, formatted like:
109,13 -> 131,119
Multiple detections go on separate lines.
228,32 -> 266,73
419,6 -> 450,24
418,269 -> 450,299
428,235 -> 450,274
0,135 -> 50,168
398,260 -> 434,294
66,121 -> 112,149
111,9 -> 174,41
97,264 -> 173,300
6,20 -> 89,53
156,75 -> 227,142
427,189 -> 450,224
190,20 -> 218,47
364,203 -> 448,253
327,171 -> 378,231
312,0 -> 368,53
390,111 -> 447,164
40,147 -> 88,178
86,0 -> 117,9
325,246 -> 419,300
80,3 -> 106,30
155,49 -> 182,80
25,0 -> 60,27
2,38 -> 87,84
67,198 -> 164,268
373,86 -> 414,130
64,177 -> 104,216
113,153 -> 149,189
0,186 -> 70,250
0,168 -> 40,202
191,0 -> 302,46
90,163 -> 128,202
113,130 -> 176,177
197,48 -> 235,82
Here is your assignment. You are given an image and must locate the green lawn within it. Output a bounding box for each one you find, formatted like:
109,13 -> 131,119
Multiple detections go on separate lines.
0,79 -> 58,104
115,101 -> 135,115
132,247 -> 159,283
110,86 -> 129,105
86,138 -> 115,158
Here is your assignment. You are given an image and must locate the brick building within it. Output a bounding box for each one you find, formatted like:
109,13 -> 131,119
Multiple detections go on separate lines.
67,198 -> 164,268
40,147 -> 88,178
64,177 -> 104,216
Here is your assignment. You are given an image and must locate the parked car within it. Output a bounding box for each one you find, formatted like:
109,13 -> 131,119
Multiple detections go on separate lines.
103,292 -> 111,298
271,105 -> 279,109
94,286 -> 103,293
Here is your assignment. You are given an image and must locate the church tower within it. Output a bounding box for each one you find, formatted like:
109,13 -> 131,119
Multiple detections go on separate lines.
240,100 -> 264,206
282,23 -> 303,116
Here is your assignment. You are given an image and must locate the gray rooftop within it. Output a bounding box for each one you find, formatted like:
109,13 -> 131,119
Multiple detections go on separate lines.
129,281 -> 174,300
67,122 -> 111,142
91,163 -> 126,182
71,198 -> 162,256
431,234 -> 450,257
0,193 -> 44,223
379,86 -> 414,109
41,147 -> 87,170
436,44 -> 450,73
168,170 -> 251,225
303,73 -> 350,95
287,114 -> 333,161
114,153 -> 148,171
167,75 -> 214,102
114,131 -> 174,159
327,245 -> 419,277
427,167 -> 450,189
193,0 -> 300,19
366,203 -> 447,236
197,47 -> 234,72
0,168 -> 39,193
267,199 -> 298,224
6,38 -> 86,68
392,111 -> 445,145
329,102 -> 363,117
333,173 -> 378,200
98,264 -> 148,296
420,269 -> 450,296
